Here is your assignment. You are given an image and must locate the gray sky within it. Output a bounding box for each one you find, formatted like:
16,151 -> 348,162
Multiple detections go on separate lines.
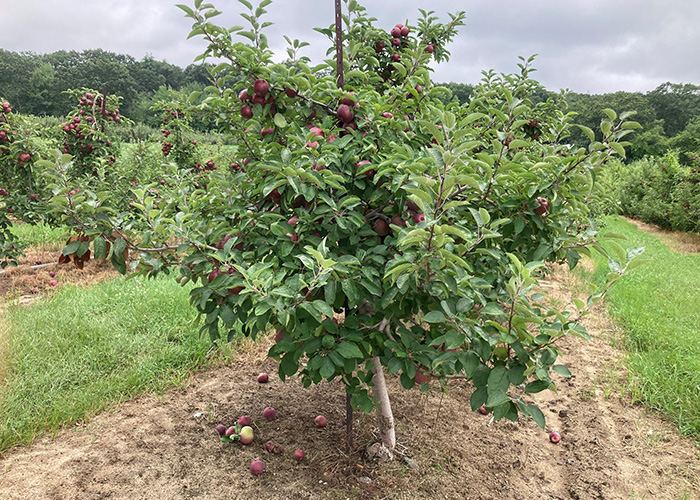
2,0 -> 699,94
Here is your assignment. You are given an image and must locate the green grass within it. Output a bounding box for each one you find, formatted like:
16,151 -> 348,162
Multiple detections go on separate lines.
584,215 -> 700,437
10,222 -> 69,251
0,274 -> 229,454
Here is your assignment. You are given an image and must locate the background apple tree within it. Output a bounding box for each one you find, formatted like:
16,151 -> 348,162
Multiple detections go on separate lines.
42,0 -> 645,456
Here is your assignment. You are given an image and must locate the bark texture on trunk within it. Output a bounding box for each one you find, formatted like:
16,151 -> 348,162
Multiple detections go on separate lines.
371,355 -> 396,451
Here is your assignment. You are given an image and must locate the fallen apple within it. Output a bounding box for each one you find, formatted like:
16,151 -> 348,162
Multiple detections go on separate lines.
240,426 -> 254,445
294,448 -> 306,461
258,373 -> 269,383
250,459 -> 265,475
238,415 -> 251,426
265,440 -> 275,452
215,424 -> 227,436
549,431 -> 561,444
263,407 -> 277,420
314,415 -> 327,428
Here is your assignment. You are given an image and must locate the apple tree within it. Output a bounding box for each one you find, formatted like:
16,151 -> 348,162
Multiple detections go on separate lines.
42,0 -> 645,458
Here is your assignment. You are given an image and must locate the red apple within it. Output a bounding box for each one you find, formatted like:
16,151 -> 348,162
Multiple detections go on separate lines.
250,459 -> 265,475
265,440 -> 275,452
549,431 -> 561,444
215,424 -> 226,436
240,106 -> 253,119
294,448 -> 306,461
285,87 -> 298,98
535,197 -> 549,215
315,415 -> 327,428
412,213 -> 426,224
274,329 -> 283,342
257,372 -> 269,383
390,26 -> 401,37
225,426 -> 236,436
374,219 -> 390,236
400,26 -> 409,37
390,215 -> 406,227
337,104 -> 353,123
391,53 -> 401,62
263,407 -> 277,420
253,79 -> 269,97
237,415 -> 252,426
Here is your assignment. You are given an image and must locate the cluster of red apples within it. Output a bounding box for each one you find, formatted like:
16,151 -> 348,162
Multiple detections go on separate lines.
214,373 -> 328,476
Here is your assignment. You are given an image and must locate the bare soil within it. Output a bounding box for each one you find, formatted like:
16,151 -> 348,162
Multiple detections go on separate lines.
0,256 -> 699,499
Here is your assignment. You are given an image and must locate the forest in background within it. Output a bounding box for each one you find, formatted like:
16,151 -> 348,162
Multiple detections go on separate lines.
3,48 -> 700,164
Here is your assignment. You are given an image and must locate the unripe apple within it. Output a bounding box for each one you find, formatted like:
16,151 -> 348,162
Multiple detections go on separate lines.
253,78 -> 269,97
315,415 -> 327,428
239,426 -> 254,445
257,372 -> 269,383
250,459 -> 265,475
549,431 -> 561,444
294,448 -> 306,461
263,406 -> 277,420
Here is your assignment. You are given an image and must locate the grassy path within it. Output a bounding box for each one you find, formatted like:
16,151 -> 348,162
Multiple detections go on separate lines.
586,216 -> 700,437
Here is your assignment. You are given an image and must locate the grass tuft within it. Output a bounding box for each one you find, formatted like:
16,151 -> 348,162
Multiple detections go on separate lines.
0,274 -> 232,454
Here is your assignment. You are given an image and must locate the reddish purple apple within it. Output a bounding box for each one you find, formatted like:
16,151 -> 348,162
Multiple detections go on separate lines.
549,431 -> 561,444
315,415 -> 327,428
238,415 -> 251,426
263,407 -> 277,420
250,459 -> 265,475
294,448 -> 306,461
257,372 -> 269,383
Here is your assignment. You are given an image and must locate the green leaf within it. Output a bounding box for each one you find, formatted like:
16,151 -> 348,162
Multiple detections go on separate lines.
341,279 -> 360,308
527,404 -> 546,429
423,310 -> 446,324
274,113 -> 287,128
336,342 -> 363,359
552,365 -> 572,378
93,236 -> 107,260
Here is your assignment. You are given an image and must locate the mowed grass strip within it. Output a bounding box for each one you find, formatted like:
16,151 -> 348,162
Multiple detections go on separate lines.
0,274 -> 223,454
10,222 -> 69,252
587,216 -> 700,437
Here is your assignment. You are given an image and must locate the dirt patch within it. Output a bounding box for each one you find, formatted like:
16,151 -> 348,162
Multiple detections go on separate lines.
623,216 -> 700,254
0,249 -> 119,305
0,268 -> 699,499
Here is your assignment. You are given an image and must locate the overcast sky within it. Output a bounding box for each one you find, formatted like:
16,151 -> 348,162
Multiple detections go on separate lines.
2,0 -> 699,95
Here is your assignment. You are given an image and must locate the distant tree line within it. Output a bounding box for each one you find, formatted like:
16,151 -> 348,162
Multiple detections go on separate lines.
2,48 -> 700,162
438,81 -> 700,163
0,48 -> 213,124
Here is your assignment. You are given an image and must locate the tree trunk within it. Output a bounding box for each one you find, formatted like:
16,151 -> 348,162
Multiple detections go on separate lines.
371,355 -> 395,456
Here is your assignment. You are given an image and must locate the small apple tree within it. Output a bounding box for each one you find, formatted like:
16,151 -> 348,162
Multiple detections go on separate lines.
42,0 -> 644,458
0,99 -> 51,267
